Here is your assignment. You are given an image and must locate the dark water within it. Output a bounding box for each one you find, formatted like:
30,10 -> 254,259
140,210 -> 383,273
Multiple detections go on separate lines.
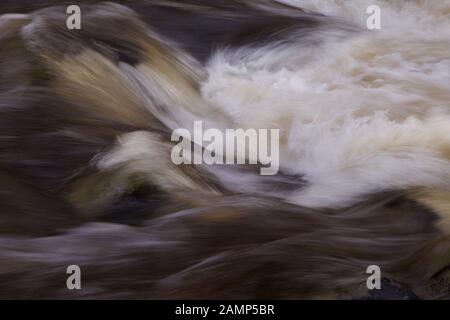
0,1 -> 449,299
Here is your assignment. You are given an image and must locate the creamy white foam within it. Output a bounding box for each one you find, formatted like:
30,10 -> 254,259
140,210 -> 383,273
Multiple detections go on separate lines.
202,0 -> 450,208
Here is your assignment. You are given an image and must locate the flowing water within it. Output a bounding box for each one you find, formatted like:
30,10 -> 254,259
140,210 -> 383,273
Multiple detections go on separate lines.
0,0 -> 449,299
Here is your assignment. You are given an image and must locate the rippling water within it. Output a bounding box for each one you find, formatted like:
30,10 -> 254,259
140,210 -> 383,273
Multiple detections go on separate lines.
0,0 -> 449,299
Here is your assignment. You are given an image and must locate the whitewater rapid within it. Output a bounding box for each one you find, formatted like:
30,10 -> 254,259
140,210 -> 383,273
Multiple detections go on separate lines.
202,0 -> 450,210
